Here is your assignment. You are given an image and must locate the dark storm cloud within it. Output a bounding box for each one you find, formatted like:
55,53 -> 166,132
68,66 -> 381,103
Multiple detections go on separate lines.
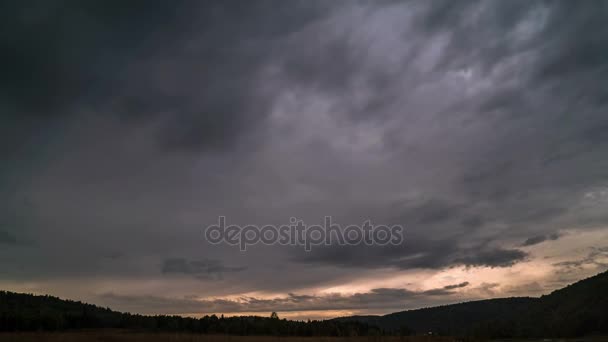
0,231 -> 17,245
533,2 -> 608,81
396,198 -> 465,225
0,197 -> 38,248
276,0 -> 606,275
455,248 -> 528,268
293,237 -> 528,270
460,216 -> 484,229
161,258 -> 246,280
452,1 -> 608,195
521,232 -> 561,247
2,0 -> 608,314
0,0 -> 330,152
0,0 -> 185,116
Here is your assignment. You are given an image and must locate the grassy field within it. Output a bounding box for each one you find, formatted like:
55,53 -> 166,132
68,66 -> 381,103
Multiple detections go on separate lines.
3,332 -> 607,342
0,331 -> 463,342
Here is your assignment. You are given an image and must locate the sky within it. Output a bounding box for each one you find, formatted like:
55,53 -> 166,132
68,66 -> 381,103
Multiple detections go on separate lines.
1,0 -> 608,321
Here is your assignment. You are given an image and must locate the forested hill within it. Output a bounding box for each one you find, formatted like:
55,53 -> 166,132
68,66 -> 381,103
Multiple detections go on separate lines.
336,270 -> 608,338
0,291 -> 378,336
2,270 -> 607,337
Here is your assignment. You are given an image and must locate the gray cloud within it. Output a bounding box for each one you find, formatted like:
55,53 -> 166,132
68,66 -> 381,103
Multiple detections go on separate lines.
553,247 -> 608,270
455,248 -> 528,268
99,282 -> 469,315
161,258 -> 246,280
0,231 -> 17,245
294,241 -> 528,270
423,282 -> 470,296
443,282 -> 470,290
0,1 -> 330,153
521,232 -> 562,247
0,1 -> 186,117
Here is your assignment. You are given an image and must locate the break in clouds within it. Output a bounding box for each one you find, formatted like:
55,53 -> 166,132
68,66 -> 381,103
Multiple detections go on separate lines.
1,0 -> 608,319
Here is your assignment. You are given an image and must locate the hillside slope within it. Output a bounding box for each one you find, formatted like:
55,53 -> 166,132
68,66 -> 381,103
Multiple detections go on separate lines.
0,291 -> 378,336
1,270 -> 607,337
519,270 -> 608,337
337,270 -> 608,338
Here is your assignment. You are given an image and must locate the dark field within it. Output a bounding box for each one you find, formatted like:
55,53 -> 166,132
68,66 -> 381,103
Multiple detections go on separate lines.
3,332 -> 608,342
0,331 -> 462,342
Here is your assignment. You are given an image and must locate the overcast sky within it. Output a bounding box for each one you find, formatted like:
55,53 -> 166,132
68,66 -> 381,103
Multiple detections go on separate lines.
2,0 -> 608,320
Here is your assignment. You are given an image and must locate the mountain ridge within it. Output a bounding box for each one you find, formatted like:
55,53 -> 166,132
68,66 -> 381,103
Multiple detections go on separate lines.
1,270 -> 607,337
334,270 -> 608,337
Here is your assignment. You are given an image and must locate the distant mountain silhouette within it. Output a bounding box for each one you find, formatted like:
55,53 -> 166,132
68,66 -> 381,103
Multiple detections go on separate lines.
1,270 -> 607,337
335,270 -> 608,338
0,291 -> 378,336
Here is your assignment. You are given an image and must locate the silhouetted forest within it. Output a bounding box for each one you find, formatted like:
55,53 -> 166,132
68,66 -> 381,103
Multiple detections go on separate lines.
336,270 -> 608,338
2,270 -> 607,338
0,291 -> 380,336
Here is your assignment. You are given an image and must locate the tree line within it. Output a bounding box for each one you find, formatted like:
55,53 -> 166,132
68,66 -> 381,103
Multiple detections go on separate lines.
337,270 -> 608,338
4,269 -> 607,338
0,291 -> 384,336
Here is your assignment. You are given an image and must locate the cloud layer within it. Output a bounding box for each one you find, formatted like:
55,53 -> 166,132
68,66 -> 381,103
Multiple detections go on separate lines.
1,0 -> 608,318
